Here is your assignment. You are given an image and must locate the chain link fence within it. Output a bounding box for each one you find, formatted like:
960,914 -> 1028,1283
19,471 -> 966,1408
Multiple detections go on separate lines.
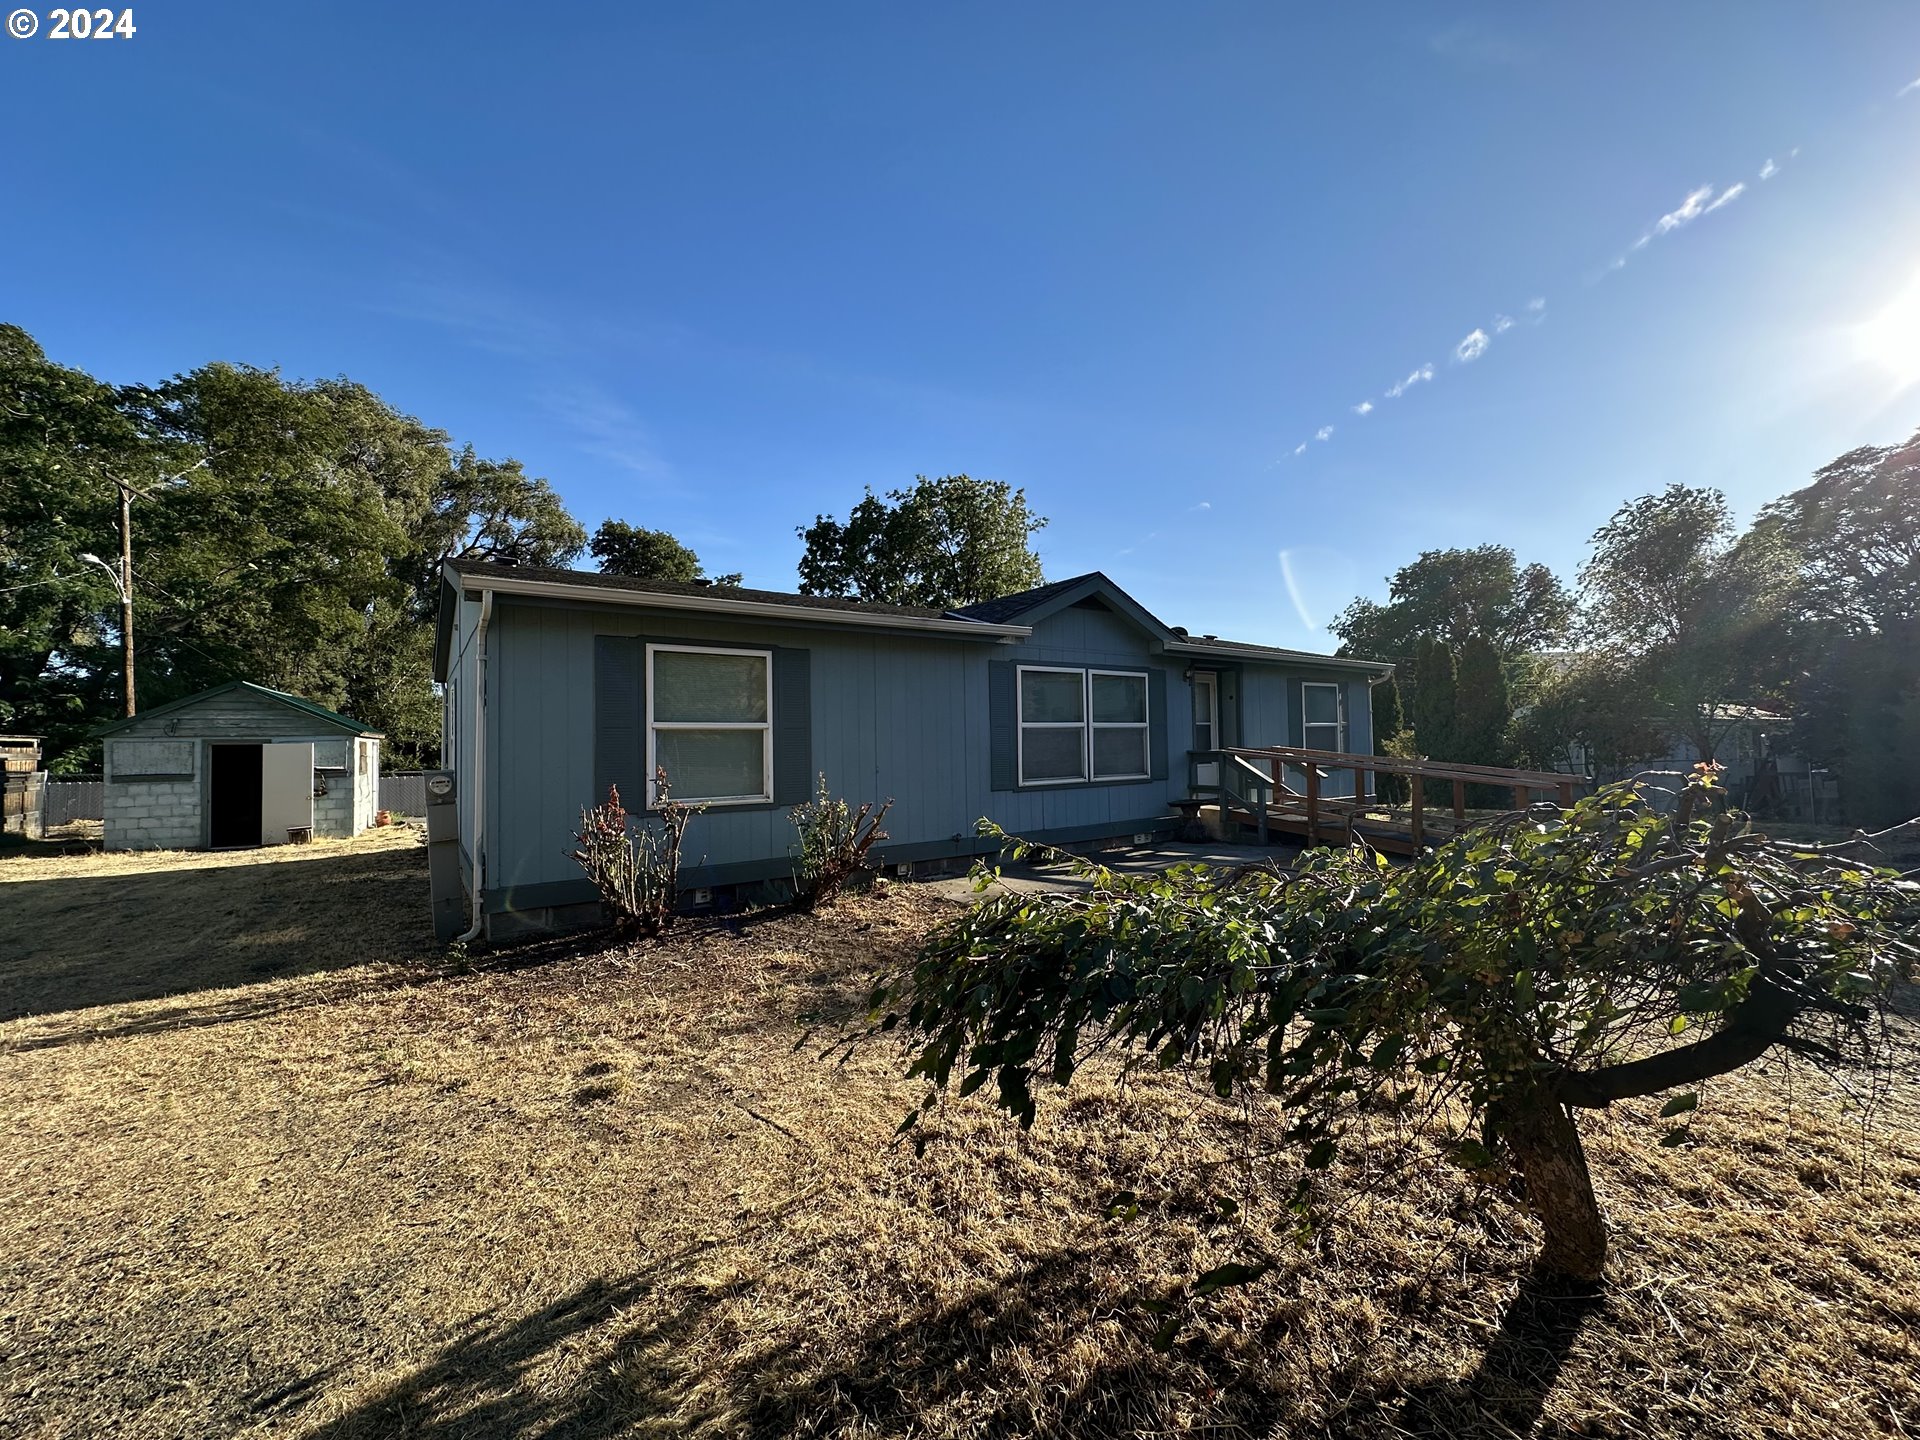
45,776 -> 104,827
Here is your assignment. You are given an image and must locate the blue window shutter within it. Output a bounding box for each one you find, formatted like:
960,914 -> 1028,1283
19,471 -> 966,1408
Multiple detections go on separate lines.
593,635 -> 645,811
989,661 -> 1015,791
771,646 -> 812,805
1149,667 -> 1168,781
1287,678 -> 1304,748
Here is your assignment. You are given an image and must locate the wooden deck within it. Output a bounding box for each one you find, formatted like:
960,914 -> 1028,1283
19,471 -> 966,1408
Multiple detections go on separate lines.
1183,745 -> 1581,856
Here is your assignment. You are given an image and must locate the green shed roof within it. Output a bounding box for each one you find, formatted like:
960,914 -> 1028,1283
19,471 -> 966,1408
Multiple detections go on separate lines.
94,681 -> 383,739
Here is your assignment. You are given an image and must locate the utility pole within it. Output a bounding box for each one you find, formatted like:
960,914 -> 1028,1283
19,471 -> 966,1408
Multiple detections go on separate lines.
78,456 -> 209,719
118,481 -> 135,717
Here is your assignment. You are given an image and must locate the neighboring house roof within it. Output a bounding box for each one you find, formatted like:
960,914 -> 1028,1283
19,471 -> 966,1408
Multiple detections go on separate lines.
435,560 -> 1392,678
94,681 -> 383,739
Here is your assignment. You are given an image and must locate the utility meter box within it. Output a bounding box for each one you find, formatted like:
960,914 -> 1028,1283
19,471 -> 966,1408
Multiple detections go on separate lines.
423,771 -> 466,941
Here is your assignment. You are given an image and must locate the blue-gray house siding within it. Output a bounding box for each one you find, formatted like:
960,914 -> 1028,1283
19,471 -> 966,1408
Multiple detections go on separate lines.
434,565 -> 1388,931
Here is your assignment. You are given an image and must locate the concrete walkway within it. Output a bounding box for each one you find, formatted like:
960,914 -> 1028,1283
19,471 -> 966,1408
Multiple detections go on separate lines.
920,838 -> 1304,901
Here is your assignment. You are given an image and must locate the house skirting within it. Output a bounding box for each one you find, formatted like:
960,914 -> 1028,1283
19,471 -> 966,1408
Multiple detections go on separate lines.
478,814 -> 1181,935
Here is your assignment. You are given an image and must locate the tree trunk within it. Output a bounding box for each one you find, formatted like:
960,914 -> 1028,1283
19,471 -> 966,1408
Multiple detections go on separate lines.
1501,1090 -> 1607,1283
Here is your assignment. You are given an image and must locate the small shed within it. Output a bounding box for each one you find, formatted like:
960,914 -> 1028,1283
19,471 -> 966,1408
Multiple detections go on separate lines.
97,682 -> 383,851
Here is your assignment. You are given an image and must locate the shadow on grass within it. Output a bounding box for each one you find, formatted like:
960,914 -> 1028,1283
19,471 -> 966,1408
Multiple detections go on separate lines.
0,840 -> 435,1027
294,1243 -> 1603,1440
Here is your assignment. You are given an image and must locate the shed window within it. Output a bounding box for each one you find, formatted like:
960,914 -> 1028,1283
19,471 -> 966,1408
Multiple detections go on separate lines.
1303,682 -> 1346,754
646,645 -> 772,804
1017,666 -> 1150,786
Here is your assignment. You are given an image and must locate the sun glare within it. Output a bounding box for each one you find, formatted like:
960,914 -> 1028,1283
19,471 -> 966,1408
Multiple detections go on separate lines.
1855,271 -> 1920,385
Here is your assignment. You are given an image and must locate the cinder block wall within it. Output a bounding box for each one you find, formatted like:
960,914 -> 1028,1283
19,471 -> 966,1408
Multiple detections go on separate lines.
104,778 -> 202,850
313,779 -> 355,839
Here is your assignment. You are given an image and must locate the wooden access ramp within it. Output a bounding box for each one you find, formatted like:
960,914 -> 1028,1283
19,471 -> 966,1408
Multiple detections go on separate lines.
1189,745 -> 1582,856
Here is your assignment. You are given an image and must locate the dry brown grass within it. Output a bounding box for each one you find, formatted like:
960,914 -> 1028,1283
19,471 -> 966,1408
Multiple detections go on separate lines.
0,823 -> 432,1028
0,841 -> 1915,1440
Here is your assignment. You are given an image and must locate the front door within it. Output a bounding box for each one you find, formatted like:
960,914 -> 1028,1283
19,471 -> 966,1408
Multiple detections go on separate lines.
1191,672 -> 1220,790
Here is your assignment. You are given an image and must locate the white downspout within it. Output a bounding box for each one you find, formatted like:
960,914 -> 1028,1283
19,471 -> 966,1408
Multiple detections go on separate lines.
456,589 -> 494,943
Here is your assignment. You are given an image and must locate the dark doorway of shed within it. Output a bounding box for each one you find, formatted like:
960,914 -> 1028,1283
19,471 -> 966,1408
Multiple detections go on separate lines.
209,744 -> 263,848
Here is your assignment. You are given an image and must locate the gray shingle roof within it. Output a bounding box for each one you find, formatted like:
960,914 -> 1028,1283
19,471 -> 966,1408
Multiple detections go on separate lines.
946,573 -> 1108,624
445,558 -> 962,622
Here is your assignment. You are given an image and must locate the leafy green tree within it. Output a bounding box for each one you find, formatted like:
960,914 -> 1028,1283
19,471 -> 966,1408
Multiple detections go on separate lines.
1331,545 -> 1572,675
1409,636 -> 1457,803
1754,427 -> 1920,634
589,520 -> 741,586
881,780 -> 1917,1284
1577,485 -> 1792,766
405,445 -> 586,612
797,474 -> 1046,608
1751,430 -> 1920,825
0,325 -> 178,761
1369,676 -> 1410,803
2,329 -> 589,767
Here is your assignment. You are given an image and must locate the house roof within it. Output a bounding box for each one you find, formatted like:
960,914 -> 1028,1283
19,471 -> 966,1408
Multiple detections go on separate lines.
445,558 -> 966,623
437,560 -> 1391,677
946,573 -> 1116,624
94,681 -> 382,739
1165,633 -> 1394,672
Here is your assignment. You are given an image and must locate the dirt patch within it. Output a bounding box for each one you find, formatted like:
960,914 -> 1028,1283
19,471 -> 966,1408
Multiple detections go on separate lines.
0,862 -> 1914,1440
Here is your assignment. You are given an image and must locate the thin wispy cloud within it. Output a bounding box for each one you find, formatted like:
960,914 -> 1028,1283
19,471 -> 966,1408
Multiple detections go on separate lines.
1315,425 -> 1335,441
1190,500 -> 1212,511
1527,296 -> 1546,313
1656,184 -> 1716,236
1384,363 -> 1435,399
1492,314 -> 1515,335
1759,157 -> 1779,180
1899,74 -> 1920,98
1352,400 -> 1374,416
1705,182 -> 1745,212
1293,442 -> 1307,456
1454,328 -> 1491,364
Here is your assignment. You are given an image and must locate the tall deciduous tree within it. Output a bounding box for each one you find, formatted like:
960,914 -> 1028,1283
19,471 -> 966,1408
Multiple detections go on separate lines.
1331,545 -> 1571,669
1578,484 -> 1792,765
1,330 -> 589,767
797,474 -> 1046,608
1754,430 -> 1920,825
589,521 -> 741,586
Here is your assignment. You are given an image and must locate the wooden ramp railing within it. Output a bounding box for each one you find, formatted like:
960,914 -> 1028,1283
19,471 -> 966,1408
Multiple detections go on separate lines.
1192,745 -> 1581,854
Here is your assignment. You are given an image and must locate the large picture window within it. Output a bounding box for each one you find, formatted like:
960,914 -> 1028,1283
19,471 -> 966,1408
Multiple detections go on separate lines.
1017,666 -> 1151,785
1302,681 -> 1346,754
646,644 -> 772,804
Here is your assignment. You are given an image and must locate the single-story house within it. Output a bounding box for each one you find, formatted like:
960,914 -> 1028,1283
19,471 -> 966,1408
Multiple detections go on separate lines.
434,560 -> 1393,936
98,682 -> 383,851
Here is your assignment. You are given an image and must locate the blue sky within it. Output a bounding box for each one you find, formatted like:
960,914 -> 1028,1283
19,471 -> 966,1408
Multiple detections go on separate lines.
6,3 -> 1919,649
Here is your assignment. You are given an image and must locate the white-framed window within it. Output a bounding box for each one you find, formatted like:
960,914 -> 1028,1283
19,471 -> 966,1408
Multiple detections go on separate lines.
1302,681 -> 1346,754
645,643 -> 772,805
1017,665 -> 1151,786
1089,669 -> 1150,780
1018,665 -> 1088,786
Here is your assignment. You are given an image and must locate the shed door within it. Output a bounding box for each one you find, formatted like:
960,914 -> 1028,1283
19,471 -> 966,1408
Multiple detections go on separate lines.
260,742 -> 315,845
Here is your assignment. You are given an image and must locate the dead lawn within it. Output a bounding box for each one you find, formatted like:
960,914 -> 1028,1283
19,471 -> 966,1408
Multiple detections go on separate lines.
0,840 -> 1915,1439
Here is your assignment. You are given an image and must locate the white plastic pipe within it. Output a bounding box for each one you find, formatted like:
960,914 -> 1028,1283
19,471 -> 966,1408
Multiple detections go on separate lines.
456,588 -> 494,943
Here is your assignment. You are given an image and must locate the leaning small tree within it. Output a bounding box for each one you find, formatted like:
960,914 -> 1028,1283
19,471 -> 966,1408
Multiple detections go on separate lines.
876,772 -> 1917,1282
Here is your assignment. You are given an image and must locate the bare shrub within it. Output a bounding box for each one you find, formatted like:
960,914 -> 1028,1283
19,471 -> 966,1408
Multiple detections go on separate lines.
569,773 -> 701,937
789,773 -> 892,912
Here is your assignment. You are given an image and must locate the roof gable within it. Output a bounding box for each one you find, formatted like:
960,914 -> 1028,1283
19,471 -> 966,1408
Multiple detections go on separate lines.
950,572 -> 1177,642
95,681 -> 380,739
